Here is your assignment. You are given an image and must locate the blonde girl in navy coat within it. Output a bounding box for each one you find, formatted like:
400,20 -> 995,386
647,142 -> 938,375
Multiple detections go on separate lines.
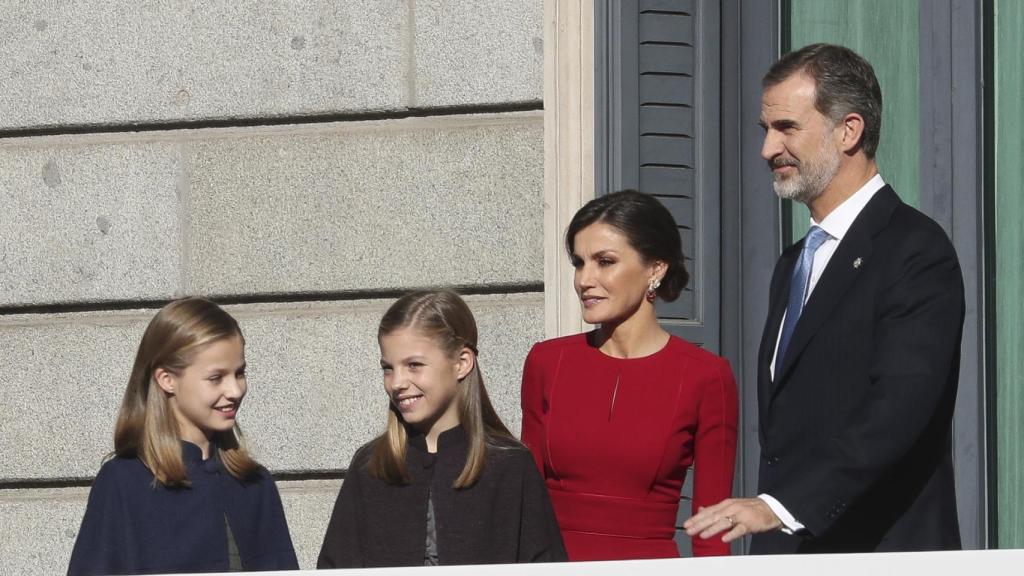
68,298 -> 298,575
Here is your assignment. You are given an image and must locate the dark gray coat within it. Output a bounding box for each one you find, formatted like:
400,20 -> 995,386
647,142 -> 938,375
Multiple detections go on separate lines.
317,426 -> 567,567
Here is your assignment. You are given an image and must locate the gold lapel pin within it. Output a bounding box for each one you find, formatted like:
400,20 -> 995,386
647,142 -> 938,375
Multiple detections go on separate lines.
853,257 -> 863,269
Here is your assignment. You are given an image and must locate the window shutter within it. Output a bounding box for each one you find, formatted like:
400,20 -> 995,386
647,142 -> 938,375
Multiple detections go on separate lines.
596,0 -> 720,351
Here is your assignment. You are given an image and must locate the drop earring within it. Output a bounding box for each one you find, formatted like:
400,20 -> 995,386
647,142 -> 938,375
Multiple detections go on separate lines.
646,278 -> 661,302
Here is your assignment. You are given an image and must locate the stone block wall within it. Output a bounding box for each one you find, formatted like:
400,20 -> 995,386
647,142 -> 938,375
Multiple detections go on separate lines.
0,2 -> 544,572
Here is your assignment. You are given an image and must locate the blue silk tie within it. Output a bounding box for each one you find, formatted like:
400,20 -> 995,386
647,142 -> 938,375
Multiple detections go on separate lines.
775,225 -> 831,372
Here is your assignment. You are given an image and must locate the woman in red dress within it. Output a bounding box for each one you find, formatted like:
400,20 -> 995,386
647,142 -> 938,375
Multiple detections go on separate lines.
521,190 -> 738,559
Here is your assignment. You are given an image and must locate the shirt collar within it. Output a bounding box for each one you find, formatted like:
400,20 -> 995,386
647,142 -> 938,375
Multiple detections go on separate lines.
812,173 -> 885,241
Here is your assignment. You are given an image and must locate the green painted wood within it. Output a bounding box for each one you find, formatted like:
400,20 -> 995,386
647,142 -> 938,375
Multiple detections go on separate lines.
994,0 -> 1024,550
784,0 -> 919,244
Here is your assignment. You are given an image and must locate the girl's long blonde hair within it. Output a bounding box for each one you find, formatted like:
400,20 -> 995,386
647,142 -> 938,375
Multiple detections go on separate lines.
114,297 -> 258,486
368,290 -> 516,488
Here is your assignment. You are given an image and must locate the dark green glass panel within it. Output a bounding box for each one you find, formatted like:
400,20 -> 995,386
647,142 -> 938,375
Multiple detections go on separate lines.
994,0 -> 1024,550
785,0 -> 919,243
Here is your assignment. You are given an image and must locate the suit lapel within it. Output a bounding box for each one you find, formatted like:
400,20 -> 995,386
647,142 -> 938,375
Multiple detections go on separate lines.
758,243 -> 800,439
772,186 -> 901,394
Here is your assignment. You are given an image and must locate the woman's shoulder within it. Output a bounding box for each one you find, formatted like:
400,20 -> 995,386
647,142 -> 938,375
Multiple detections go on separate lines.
665,336 -> 733,373
527,332 -> 589,359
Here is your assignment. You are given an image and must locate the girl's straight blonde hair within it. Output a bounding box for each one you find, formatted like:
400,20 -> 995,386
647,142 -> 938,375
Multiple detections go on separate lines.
369,290 -> 517,488
114,297 -> 258,486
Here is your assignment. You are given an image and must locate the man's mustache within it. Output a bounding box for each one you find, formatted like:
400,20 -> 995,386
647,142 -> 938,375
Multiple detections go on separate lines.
771,158 -> 799,169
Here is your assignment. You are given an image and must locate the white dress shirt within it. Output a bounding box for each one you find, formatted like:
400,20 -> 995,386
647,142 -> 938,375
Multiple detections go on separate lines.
759,173 -> 886,533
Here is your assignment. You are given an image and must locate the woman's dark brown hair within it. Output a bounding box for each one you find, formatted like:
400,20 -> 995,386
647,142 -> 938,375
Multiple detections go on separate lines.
566,190 -> 689,301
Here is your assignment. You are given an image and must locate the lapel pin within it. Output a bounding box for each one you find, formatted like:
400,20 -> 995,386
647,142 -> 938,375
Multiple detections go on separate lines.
853,257 -> 863,269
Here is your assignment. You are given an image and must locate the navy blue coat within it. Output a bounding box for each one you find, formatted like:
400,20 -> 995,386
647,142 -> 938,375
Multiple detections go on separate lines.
68,442 -> 298,575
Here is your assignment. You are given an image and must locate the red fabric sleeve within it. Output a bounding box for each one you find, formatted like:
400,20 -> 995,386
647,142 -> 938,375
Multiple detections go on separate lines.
690,357 -> 739,557
519,344 -> 547,474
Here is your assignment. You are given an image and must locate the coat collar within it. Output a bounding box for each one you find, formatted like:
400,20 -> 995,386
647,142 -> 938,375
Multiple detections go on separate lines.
407,425 -> 468,454
768,185 -> 901,394
181,440 -> 223,474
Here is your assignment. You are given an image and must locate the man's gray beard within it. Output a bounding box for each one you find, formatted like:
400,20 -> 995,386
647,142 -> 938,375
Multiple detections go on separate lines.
772,144 -> 841,204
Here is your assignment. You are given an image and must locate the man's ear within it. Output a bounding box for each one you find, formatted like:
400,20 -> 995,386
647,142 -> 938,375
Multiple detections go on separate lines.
455,347 -> 475,381
838,112 -> 866,154
154,368 -> 176,395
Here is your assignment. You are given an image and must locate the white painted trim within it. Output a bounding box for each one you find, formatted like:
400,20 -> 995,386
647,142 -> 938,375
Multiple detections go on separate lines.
194,549 -> 1024,575
543,0 -> 596,339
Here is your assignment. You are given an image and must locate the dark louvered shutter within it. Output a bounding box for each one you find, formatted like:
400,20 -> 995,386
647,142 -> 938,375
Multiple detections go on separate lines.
596,0 -> 721,556
596,0 -> 719,352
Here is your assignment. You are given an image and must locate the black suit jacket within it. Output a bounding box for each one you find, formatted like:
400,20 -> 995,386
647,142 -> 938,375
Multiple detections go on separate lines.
752,186 -> 964,554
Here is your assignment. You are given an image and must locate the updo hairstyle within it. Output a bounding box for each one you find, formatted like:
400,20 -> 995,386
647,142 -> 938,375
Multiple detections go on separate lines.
565,190 -> 689,302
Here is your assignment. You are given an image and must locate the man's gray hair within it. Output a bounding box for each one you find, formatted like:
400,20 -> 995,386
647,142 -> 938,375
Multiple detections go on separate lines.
763,43 -> 883,159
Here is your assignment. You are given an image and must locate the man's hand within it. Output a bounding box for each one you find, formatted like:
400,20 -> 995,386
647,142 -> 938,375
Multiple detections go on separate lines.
683,498 -> 783,543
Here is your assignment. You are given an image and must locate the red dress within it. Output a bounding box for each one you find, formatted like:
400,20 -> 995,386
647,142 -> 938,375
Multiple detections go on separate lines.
521,332 -> 738,559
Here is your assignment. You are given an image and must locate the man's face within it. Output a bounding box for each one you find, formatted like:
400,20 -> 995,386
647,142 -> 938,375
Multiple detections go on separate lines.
760,73 -> 842,204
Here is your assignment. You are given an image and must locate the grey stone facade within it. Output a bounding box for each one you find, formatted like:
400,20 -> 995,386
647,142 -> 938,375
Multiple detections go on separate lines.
0,1 -> 544,573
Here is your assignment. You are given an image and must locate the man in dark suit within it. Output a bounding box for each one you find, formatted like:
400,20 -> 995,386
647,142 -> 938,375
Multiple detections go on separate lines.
684,43 -> 964,553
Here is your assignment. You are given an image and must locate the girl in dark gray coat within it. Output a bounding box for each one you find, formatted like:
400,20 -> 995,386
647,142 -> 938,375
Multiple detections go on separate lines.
317,290 -> 566,567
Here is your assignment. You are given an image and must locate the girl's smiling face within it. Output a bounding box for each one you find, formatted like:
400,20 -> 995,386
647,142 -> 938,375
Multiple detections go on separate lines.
379,327 -> 472,443
155,334 -> 247,456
